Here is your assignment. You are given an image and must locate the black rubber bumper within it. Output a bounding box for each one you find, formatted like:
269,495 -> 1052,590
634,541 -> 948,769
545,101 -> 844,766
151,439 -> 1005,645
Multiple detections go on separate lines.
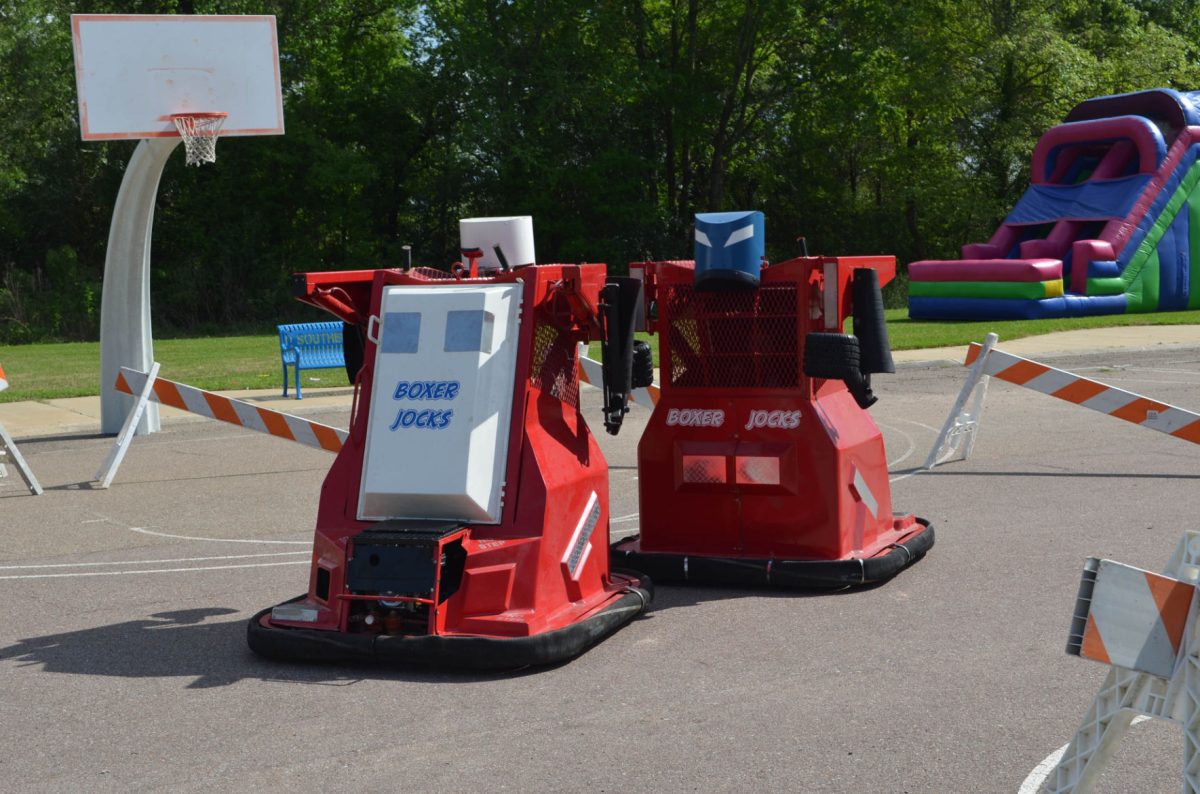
610,519 -> 934,589
247,575 -> 652,670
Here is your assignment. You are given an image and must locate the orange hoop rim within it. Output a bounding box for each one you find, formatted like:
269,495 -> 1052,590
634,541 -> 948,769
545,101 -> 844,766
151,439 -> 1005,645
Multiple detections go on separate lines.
169,111 -> 228,121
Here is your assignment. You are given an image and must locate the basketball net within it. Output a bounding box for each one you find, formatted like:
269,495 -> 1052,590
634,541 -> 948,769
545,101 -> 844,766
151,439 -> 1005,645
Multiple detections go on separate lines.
170,112 -> 227,166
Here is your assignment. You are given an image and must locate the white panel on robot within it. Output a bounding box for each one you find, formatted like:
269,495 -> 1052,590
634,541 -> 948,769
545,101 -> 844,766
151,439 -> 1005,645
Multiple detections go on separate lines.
358,284 -> 522,524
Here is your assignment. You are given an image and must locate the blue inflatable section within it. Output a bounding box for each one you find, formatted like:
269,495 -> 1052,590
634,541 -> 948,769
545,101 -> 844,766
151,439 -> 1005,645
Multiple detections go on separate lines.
1160,204 -> 1189,310
1006,176 -> 1152,225
909,294 -> 1128,320
1068,89 -> 1200,127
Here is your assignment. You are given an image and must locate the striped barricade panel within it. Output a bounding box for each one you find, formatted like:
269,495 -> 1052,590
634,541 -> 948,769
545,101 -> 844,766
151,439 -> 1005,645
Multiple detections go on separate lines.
1067,558 -> 1195,679
965,343 -> 1200,444
575,344 -> 660,412
115,368 -> 346,453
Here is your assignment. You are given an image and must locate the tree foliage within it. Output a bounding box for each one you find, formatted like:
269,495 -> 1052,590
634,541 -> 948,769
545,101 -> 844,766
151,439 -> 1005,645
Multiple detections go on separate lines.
2,0 -> 1200,341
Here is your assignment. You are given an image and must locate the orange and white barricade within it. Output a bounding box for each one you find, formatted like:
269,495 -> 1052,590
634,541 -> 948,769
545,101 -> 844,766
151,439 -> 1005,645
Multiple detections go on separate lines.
1033,532 -> 1200,792
575,344 -> 660,412
96,365 -> 347,488
927,333 -> 1200,469
0,363 -> 43,496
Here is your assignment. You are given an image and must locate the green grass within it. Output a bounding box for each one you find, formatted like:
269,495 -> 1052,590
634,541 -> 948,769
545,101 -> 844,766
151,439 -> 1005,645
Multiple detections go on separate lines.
5,306 -> 1200,402
0,335 -> 350,403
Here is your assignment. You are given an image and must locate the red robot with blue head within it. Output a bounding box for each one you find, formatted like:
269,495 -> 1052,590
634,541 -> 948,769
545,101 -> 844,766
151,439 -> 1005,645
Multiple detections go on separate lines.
611,211 -> 934,586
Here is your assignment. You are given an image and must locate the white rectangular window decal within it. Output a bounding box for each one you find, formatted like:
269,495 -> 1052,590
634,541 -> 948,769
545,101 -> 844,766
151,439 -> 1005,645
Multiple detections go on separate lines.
381,312 -> 420,354
444,309 -> 495,353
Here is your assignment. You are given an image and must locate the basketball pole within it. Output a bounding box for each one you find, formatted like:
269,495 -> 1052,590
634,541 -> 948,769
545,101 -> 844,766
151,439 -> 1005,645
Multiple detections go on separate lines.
98,137 -> 181,436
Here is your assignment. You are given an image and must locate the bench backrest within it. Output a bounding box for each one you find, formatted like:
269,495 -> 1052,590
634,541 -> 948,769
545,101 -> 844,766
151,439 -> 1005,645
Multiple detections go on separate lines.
278,321 -> 344,367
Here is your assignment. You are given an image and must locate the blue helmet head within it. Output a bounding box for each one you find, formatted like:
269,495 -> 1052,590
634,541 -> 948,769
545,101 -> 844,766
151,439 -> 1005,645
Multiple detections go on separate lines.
693,210 -> 764,290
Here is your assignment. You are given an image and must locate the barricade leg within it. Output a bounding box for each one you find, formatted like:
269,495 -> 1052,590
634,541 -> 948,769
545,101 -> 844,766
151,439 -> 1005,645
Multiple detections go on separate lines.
1040,669 -> 1147,792
0,422 -> 43,496
1185,649 -> 1200,790
924,332 -> 998,470
95,361 -> 161,488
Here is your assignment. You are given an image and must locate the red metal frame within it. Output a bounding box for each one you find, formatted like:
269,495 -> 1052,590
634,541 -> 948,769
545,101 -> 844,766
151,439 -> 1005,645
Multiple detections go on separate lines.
630,255 -> 922,563
268,263 -> 633,640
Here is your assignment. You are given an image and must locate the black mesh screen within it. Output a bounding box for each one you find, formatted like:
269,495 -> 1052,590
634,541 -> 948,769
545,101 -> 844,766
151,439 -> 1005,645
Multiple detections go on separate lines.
665,284 -> 800,389
529,321 -> 581,406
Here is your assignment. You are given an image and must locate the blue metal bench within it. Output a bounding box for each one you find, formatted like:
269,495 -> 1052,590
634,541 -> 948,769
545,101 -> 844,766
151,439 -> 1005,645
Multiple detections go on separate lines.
278,321 -> 345,399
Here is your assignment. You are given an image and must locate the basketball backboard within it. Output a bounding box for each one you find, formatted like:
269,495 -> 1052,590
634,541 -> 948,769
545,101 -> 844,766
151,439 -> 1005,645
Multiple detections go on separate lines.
71,14 -> 284,141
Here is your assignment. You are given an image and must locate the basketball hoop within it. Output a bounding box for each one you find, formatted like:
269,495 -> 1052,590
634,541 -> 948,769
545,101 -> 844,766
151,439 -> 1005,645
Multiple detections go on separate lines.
170,112 -> 227,166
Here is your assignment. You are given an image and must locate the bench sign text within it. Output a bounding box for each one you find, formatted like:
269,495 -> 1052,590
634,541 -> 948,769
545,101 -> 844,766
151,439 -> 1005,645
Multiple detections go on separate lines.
389,379 -> 460,431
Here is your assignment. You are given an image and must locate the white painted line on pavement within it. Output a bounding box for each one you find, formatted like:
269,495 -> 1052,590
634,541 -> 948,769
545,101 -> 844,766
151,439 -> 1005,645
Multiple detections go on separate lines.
0,560 -> 309,581
887,419 -> 941,483
0,551 -> 308,570
897,419 -> 942,434
127,527 -> 310,545
1121,367 -> 1200,377
1018,745 -> 1068,794
80,513 -> 309,546
878,421 -> 916,469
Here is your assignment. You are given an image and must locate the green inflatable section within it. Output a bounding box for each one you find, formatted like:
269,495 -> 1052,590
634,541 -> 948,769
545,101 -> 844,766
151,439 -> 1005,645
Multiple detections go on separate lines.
1190,187 -> 1200,310
1088,159 -> 1200,311
907,281 -> 1055,300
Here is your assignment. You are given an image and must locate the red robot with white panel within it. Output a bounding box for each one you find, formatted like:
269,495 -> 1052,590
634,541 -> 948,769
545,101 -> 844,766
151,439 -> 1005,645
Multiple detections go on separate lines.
249,218 -> 651,668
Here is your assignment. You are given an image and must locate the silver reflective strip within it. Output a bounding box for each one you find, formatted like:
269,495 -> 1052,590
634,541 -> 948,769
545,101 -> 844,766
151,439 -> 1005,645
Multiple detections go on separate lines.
852,469 -> 878,518
271,603 -> 319,623
823,262 -> 838,330
568,493 -> 601,576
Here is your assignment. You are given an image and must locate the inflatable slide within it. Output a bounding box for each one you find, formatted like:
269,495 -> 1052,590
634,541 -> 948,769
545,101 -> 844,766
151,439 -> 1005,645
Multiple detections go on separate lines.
908,89 -> 1200,319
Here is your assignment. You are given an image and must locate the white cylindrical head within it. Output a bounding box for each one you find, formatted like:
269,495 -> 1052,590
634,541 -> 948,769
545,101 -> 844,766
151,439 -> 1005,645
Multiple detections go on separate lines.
459,216 -> 536,271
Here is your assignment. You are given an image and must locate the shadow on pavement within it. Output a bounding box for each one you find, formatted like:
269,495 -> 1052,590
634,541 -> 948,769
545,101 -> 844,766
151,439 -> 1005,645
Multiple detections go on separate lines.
0,607 -> 559,688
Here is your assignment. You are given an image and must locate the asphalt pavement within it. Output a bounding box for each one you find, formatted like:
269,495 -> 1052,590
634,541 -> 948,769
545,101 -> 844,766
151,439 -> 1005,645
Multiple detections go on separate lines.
3,326 -> 1200,792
